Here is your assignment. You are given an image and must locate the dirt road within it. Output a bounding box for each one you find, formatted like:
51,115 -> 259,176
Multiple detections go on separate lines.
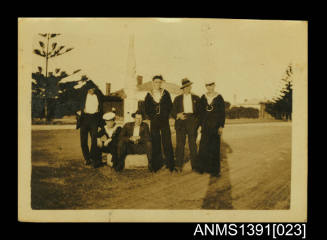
31,122 -> 291,210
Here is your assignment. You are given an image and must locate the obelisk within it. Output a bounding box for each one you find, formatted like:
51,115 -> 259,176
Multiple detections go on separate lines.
123,34 -> 138,123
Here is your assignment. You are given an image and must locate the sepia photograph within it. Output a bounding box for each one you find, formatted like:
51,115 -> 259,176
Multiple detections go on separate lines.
18,18 -> 307,222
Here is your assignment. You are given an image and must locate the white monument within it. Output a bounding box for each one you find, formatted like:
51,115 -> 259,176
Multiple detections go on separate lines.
120,34 -> 148,168
123,34 -> 138,123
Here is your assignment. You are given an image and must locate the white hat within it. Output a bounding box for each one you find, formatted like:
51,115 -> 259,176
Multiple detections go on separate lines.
103,112 -> 116,121
205,80 -> 215,85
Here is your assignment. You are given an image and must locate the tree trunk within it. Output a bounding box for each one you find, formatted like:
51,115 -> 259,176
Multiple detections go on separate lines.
44,98 -> 48,121
44,33 -> 50,122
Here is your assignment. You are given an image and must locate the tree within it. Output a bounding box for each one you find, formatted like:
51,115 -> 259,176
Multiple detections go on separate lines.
32,33 -> 81,121
54,75 -> 93,118
265,64 -> 293,120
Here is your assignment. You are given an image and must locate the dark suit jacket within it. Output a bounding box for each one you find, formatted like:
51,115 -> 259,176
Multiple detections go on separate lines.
171,94 -> 201,129
76,82 -> 103,129
119,122 -> 151,144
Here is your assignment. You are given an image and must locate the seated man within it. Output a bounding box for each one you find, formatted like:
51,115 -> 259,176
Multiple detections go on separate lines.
96,111 -> 122,170
117,110 -> 152,171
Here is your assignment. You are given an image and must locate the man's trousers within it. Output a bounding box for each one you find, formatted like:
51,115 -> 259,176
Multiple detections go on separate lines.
150,119 -> 175,171
175,115 -> 198,169
80,113 -> 100,164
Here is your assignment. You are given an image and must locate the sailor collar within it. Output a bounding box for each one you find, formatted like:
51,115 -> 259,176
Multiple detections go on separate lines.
205,92 -> 219,110
104,123 -> 120,136
149,88 -> 166,103
205,92 -> 219,101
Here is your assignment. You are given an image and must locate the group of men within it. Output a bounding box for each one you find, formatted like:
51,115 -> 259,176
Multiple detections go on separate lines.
76,75 -> 224,175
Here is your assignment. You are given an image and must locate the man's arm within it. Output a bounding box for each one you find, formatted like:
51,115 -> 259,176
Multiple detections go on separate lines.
193,95 -> 201,128
173,95 -> 187,120
97,92 -> 103,117
195,95 -> 201,117
75,90 -> 87,129
96,126 -> 105,138
171,96 -> 179,119
198,96 -> 205,126
217,95 -> 225,136
76,82 -> 89,112
119,124 -> 130,142
144,93 -> 154,119
219,95 -> 226,128
166,91 -> 173,114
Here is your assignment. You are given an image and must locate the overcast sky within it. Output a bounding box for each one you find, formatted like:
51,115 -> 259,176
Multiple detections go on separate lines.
30,18 -> 307,103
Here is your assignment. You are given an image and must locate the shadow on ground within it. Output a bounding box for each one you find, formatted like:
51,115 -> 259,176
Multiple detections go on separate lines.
32,129 -> 233,210
201,140 -> 233,209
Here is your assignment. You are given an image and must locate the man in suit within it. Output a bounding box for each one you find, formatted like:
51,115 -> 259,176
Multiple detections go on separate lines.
171,78 -> 201,172
144,75 -> 175,172
117,110 -> 152,171
76,80 -> 103,168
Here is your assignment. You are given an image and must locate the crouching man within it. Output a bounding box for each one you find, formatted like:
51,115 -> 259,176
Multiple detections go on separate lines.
117,110 -> 152,171
96,112 -> 122,170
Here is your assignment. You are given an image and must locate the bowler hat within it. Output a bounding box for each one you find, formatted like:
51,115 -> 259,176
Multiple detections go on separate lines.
180,78 -> 193,89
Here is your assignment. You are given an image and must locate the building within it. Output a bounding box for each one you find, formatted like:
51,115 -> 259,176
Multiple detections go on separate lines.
102,83 -> 124,117
232,98 -> 262,110
231,96 -> 273,119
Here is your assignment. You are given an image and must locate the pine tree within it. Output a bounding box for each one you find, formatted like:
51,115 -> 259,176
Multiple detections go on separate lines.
265,64 -> 293,120
32,33 -> 81,121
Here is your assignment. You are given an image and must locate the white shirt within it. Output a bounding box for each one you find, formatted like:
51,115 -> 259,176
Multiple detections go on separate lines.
183,94 -> 193,113
84,93 -> 99,114
133,125 -> 140,137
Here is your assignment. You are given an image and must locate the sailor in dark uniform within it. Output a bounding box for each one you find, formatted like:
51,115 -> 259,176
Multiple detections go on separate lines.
144,75 -> 175,172
197,80 -> 225,177
95,112 -> 122,171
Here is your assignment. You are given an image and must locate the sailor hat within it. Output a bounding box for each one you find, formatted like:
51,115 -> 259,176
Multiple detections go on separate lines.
103,112 -> 116,121
204,80 -> 215,86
